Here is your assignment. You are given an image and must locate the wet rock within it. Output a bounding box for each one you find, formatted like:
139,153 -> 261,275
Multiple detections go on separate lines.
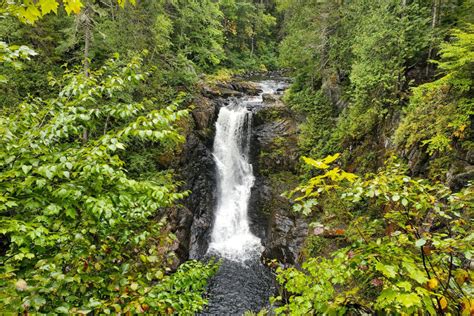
200,258 -> 275,315
191,96 -> 217,137
253,172 -> 305,265
231,81 -> 262,96
168,206 -> 193,263
262,93 -> 279,103
201,83 -> 243,98
263,203 -> 308,264
253,105 -> 299,175
201,85 -> 221,98
447,165 -> 474,191
219,88 -> 244,98
407,145 -> 430,176
180,133 -> 217,259
173,95 -> 221,261
250,91 -> 306,265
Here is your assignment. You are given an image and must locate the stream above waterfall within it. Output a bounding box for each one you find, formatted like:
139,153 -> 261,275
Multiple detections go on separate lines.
200,79 -> 288,315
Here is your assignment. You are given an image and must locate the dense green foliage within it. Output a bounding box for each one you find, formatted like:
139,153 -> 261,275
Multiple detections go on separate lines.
274,0 -> 474,314
396,24 -> 474,157
220,0 -> 278,70
0,54 -> 220,314
276,155 -> 473,314
1,0 -> 280,107
277,0 -> 473,173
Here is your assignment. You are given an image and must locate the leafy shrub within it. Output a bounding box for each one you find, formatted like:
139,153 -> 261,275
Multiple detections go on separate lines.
275,155 -> 473,315
0,55 -> 217,314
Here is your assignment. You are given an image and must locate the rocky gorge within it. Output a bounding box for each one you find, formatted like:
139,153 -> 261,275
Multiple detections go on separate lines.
166,77 -> 310,269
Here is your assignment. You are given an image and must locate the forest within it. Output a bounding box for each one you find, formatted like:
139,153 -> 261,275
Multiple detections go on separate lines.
0,0 -> 473,315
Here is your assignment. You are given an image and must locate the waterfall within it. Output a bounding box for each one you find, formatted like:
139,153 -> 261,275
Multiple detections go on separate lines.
201,80 -> 288,315
207,102 -> 262,261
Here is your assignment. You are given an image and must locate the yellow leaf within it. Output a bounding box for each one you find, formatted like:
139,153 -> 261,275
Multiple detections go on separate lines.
64,0 -> 83,15
427,278 -> 438,289
461,298 -> 473,316
302,156 -> 329,169
116,0 -> 137,8
341,171 -> 357,182
454,269 -> 468,286
322,153 -> 340,164
439,296 -> 448,310
39,0 -> 59,15
23,5 -> 42,24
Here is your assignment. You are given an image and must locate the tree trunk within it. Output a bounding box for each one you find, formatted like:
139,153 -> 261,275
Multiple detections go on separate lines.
250,37 -> 254,58
426,0 -> 440,76
83,5 -> 92,78
82,4 -> 92,142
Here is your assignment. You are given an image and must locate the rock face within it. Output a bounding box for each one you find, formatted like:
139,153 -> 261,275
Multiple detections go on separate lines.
180,132 -> 217,259
173,94 -> 219,261
250,92 -> 308,264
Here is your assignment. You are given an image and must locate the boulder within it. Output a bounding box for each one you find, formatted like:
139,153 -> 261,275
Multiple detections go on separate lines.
232,81 -> 263,96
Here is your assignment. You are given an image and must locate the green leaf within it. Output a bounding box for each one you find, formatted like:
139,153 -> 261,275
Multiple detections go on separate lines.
32,295 -> 46,309
396,281 -> 412,291
22,165 -> 32,174
403,261 -> 428,284
398,293 -> 421,308
66,208 -> 77,219
45,168 -> 54,180
375,261 -> 398,279
55,306 -> 70,314
415,239 -> 426,247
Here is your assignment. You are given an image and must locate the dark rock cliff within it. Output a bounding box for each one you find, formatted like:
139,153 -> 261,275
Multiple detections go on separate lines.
250,92 -> 308,265
168,93 -> 219,262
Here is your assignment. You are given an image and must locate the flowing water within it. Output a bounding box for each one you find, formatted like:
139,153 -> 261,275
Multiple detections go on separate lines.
202,80 -> 286,315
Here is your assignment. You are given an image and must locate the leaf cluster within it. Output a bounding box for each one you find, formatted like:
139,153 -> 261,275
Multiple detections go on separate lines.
0,55 -> 218,314
276,155 -> 473,315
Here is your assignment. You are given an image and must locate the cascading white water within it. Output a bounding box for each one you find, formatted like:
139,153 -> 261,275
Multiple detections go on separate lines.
207,103 -> 262,261
207,80 -> 287,262
203,80 -> 289,314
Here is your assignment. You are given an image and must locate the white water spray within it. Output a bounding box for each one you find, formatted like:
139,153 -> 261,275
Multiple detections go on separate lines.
208,103 -> 261,261
208,81 -> 286,261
